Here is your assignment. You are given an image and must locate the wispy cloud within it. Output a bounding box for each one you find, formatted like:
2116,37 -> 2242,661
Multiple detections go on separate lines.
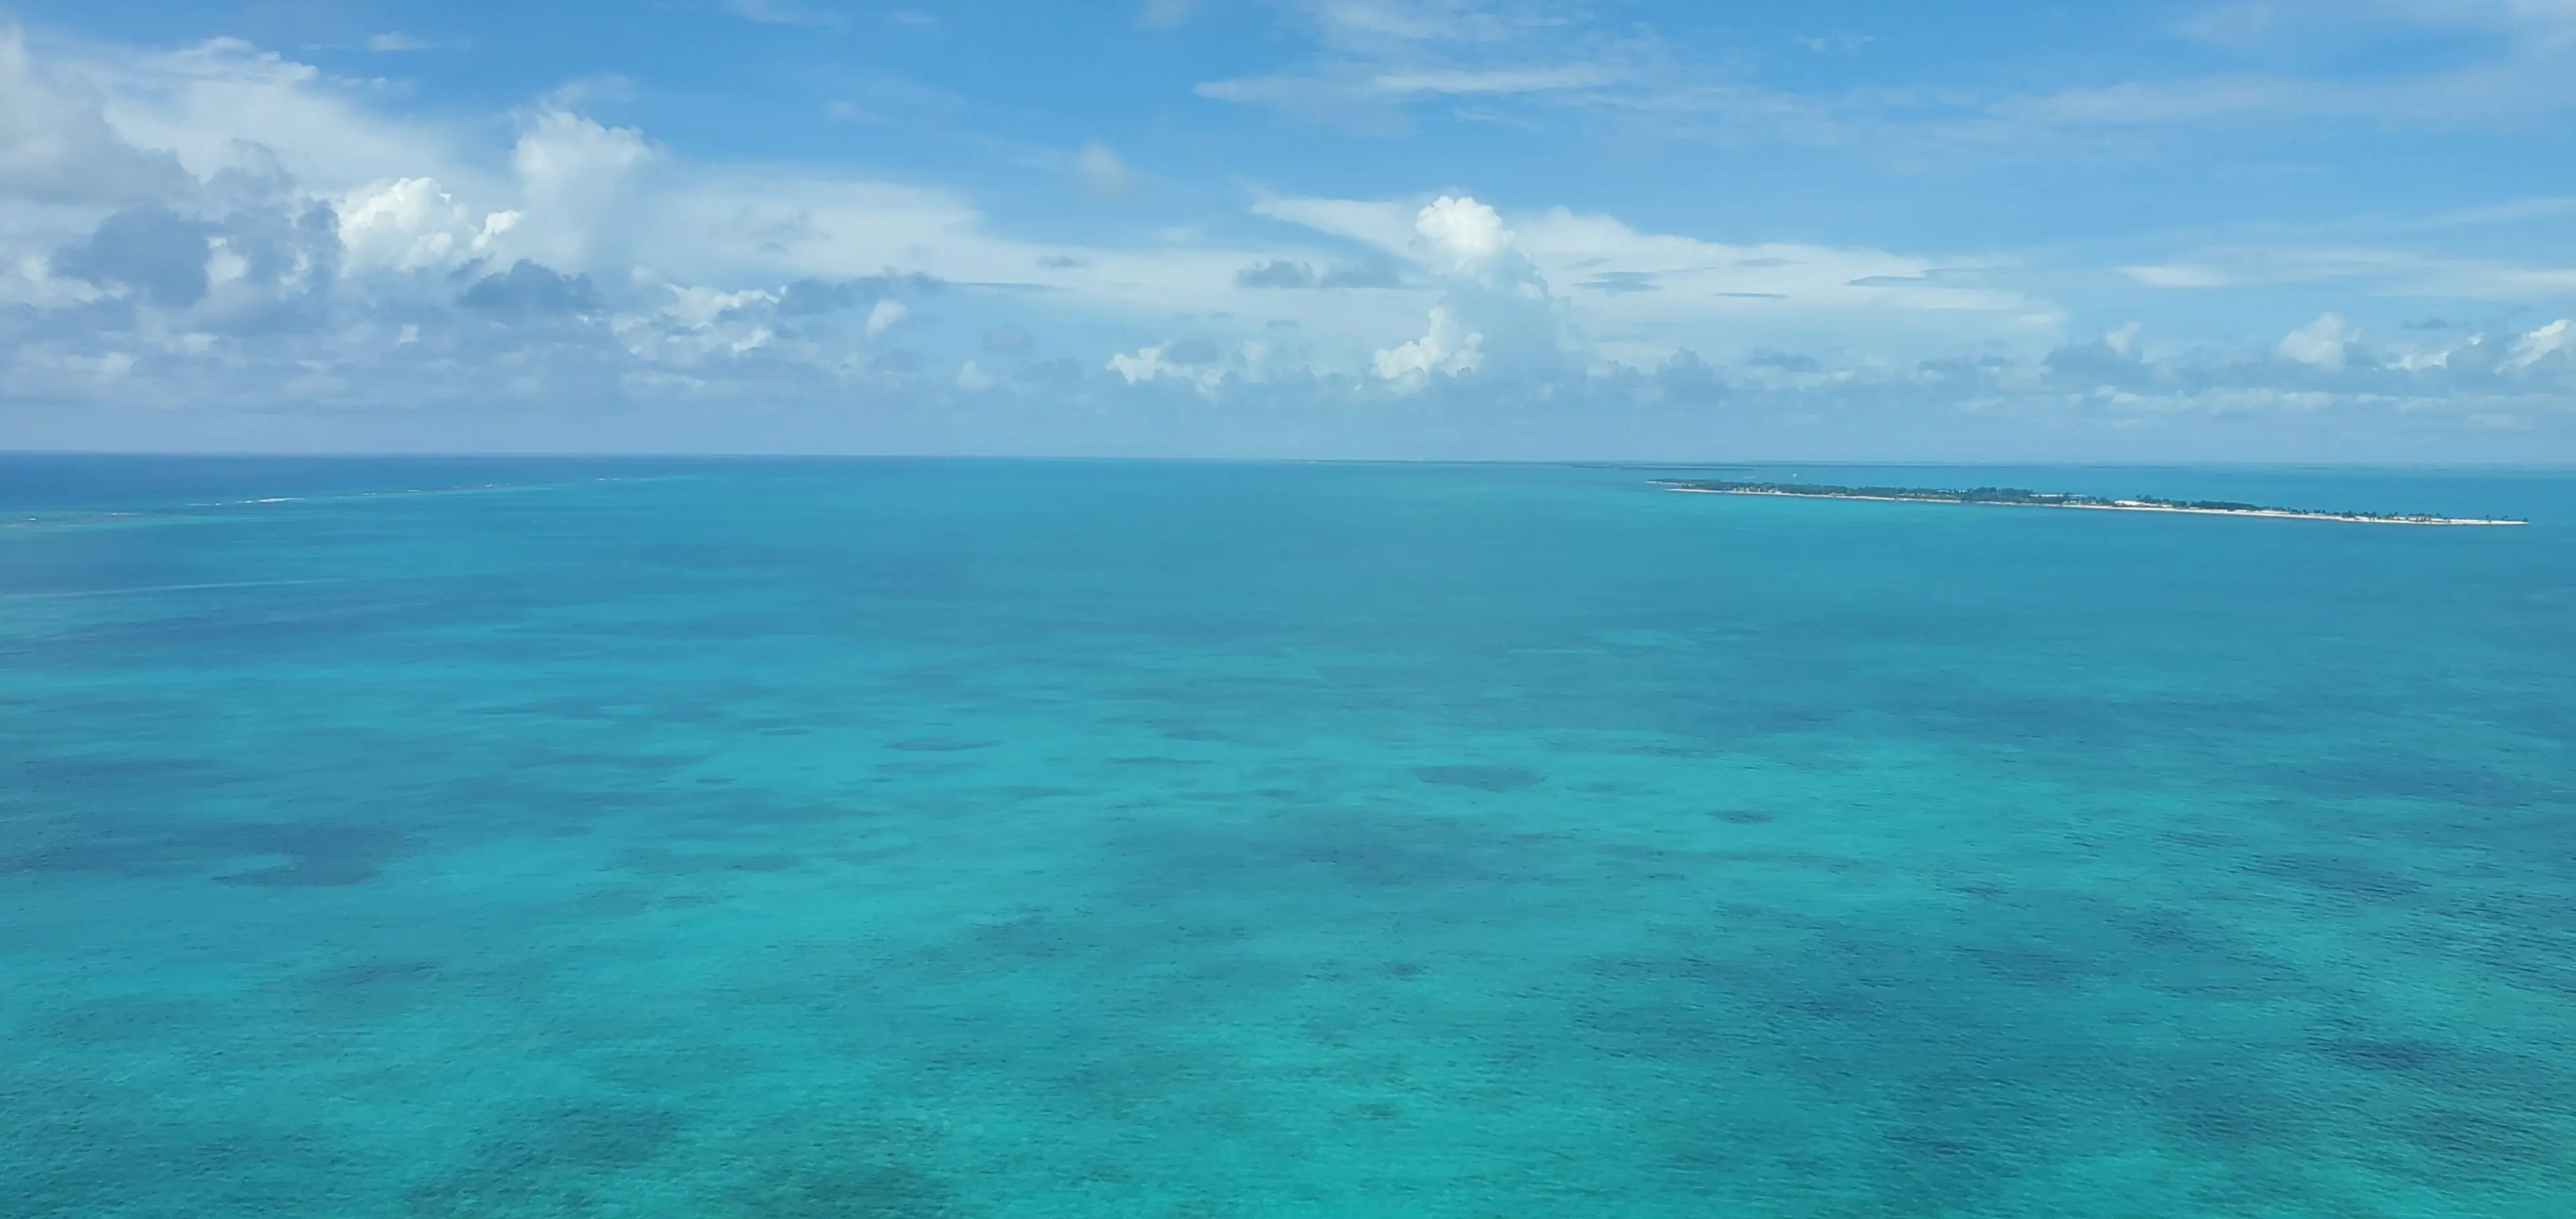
1197,0 -> 1654,118
1199,0 -> 2576,155
1075,142 -> 1134,201
723,0 -> 844,29
2184,0 -> 2576,46
2421,197 -> 2576,227
1137,0 -> 1197,30
2121,246 -> 2576,298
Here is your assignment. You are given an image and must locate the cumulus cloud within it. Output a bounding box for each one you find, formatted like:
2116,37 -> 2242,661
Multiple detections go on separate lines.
336,178 -> 517,274
1373,305 -> 1483,386
511,110 -> 657,268
1106,339 -> 1246,392
2279,312 -> 2359,368
1109,343 -> 1180,384
1258,191 -> 2050,372
94,37 -> 472,193
663,283 -> 776,327
1,24 -> 2569,462
50,207 -> 213,306
1414,194 -> 1515,274
458,260 -> 598,315
0,27 -> 1309,417
1363,195 -> 1567,388
0,27 -> 189,204
2043,322 -> 2151,383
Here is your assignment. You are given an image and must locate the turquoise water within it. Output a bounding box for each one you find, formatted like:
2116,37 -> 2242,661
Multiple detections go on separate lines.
3,456 -> 2572,1218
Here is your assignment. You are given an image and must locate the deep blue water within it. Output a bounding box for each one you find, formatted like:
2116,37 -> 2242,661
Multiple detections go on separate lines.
3,456 -> 2572,1217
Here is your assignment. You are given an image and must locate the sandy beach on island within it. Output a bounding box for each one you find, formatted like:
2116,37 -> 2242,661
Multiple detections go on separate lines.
1663,486 -> 2530,527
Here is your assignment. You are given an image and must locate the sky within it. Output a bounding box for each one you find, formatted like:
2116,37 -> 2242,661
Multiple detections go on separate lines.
1,1 -> 2573,462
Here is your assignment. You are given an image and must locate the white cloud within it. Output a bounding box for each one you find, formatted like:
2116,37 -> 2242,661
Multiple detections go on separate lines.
1196,1 -> 2569,157
725,0 -> 841,27
1962,34 -> 2576,143
1196,0 -> 1646,115
663,283 -> 776,327
2424,196 -> 2576,227
1798,34 -> 1875,53
4,23 -> 2569,463
2121,263 -> 2230,288
1106,342 -> 1230,390
1363,64 -> 1627,95
1368,194 -> 1570,382
336,177 -> 517,274
1252,195 -> 1420,252
0,25 -> 188,204
364,33 -> 433,53
2190,1 -> 2576,45
89,36 -> 476,192
1076,142 -> 1133,201
2122,245 -> 2576,297
1200,62 -> 1626,104
1107,344 -> 1166,383
1138,0 -> 1198,30
1414,194 -> 1511,272
1301,0 -> 1539,46
2,252 -> 104,307
511,110 -> 657,268
2512,318 -> 2573,366
1373,305 -> 1483,386
865,298 -> 909,337
1200,0 -> 2576,157
2279,313 -> 2360,367
1251,191 -> 2055,371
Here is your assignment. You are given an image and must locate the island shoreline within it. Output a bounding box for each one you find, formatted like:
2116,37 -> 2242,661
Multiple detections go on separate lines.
1658,484 -> 2529,527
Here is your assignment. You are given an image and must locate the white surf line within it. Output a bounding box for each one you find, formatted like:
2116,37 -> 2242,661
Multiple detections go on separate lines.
0,578 -> 347,602
189,481 -> 576,509
9,474 -> 682,533
1663,486 -> 2528,526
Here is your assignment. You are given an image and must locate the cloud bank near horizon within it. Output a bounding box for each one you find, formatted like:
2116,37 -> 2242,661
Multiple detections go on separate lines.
0,17 -> 2571,462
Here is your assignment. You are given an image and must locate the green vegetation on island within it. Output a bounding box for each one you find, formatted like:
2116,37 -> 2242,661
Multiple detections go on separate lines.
1652,480 -> 2527,526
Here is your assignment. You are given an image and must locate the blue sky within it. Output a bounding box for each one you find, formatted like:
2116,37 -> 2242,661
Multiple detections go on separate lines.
1,1 -> 2572,460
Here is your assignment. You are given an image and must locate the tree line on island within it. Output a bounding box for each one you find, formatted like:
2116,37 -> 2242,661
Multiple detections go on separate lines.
1650,480 -> 2526,525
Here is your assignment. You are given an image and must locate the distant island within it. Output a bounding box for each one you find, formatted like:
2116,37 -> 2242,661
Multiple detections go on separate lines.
1654,480 -> 2528,526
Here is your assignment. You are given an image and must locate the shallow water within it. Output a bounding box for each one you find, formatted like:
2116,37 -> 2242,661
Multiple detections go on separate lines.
3,456 -> 2571,1217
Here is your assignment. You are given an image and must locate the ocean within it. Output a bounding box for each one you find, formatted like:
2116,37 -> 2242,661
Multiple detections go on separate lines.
3,456 -> 2571,1217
